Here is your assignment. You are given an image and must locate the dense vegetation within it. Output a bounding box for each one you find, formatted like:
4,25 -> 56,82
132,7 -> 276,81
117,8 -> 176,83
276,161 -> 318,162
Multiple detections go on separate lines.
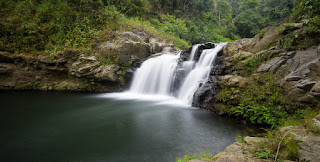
1,0 -> 298,55
1,0 -> 318,125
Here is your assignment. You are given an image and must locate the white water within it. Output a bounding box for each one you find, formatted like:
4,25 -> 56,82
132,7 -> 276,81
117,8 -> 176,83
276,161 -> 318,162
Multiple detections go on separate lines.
180,44 -> 200,77
129,54 -> 179,95
106,43 -> 226,106
189,44 -> 200,61
178,43 -> 226,104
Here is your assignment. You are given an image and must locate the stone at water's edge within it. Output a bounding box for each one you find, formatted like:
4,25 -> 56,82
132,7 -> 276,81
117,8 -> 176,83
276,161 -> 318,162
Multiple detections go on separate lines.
213,115 -> 320,162
0,51 -> 124,92
212,139 -> 272,162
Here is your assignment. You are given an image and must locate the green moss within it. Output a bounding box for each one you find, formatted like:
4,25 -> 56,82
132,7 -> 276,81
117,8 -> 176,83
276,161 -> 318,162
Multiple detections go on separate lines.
176,152 -> 213,162
235,135 -> 245,143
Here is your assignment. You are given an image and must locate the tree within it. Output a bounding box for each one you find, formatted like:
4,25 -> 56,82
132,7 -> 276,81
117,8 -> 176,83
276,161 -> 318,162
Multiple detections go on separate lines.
234,9 -> 266,38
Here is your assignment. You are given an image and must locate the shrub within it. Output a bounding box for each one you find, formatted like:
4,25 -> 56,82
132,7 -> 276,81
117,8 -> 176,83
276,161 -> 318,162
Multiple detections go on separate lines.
219,75 -> 289,128
176,152 -> 212,162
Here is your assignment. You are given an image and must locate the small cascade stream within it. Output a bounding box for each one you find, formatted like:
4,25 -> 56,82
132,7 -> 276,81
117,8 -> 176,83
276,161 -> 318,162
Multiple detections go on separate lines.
178,44 -> 225,104
126,43 -> 226,106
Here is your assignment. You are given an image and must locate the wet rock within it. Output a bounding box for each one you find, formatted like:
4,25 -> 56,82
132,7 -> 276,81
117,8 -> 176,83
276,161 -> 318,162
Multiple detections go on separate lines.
0,63 -> 15,74
203,42 -> 216,49
94,65 -> 120,82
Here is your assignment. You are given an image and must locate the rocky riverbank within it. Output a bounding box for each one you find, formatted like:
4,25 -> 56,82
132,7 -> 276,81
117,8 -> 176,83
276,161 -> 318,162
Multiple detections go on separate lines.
0,31 -> 179,92
191,23 -> 320,113
200,114 -> 320,162
185,23 -> 320,162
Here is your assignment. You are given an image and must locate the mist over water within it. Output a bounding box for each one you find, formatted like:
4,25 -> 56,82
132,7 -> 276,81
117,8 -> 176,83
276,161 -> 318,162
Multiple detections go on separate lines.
110,43 -> 226,106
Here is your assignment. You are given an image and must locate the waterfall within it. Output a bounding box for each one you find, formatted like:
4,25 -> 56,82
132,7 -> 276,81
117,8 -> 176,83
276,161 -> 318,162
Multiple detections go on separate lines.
189,44 -> 200,61
127,43 -> 226,106
178,43 -> 226,104
129,54 -> 179,95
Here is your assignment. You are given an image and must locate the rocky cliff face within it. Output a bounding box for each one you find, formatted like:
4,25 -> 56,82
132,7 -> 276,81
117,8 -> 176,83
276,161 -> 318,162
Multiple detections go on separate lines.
197,23 -> 320,162
197,23 -> 320,113
0,31 -> 178,92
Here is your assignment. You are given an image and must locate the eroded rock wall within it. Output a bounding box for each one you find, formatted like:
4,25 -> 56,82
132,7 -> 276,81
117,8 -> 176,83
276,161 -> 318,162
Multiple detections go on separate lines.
208,24 -> 320,112
0,31 -> 178,92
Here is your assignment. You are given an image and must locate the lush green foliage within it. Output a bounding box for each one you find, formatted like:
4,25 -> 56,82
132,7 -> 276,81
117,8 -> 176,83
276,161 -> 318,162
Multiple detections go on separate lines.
234,9 -> 266,38
251,108 -> 319,161
0,0 -> 189,55
219,75 -> 289,128
254,130 -> 299,161
176,152 -> 213,162
295,0 -> 320,45
0,0 -> 299,55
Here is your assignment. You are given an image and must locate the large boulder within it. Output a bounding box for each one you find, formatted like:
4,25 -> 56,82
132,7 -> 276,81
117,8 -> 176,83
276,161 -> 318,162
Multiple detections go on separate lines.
98,32 -> 167,65
298,133 -> 320,162
223,38 -> 253,58
212,140 -> 272,162
70,56 -> 100,78
94,65 -> 120,82
253,45 -> 320,107
248,26 -> 280,53
70,56 -> 121,83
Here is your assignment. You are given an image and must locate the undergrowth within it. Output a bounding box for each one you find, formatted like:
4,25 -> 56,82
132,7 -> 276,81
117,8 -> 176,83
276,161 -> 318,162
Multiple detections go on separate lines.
176,152 -> 213,162
250,108 -> 318,161
0,1 -> 190,56
218,75 -> 289,128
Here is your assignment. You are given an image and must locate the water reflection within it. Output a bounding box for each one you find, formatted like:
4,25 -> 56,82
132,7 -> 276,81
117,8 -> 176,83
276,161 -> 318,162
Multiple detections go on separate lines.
0,92 -> 256,161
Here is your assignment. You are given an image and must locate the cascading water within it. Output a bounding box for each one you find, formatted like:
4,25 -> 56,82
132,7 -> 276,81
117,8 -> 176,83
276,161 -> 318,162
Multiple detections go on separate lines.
179,44 -> 200,77
129,54 -> 179,95
126,43 -> 226,106
178,43 -> 226,104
